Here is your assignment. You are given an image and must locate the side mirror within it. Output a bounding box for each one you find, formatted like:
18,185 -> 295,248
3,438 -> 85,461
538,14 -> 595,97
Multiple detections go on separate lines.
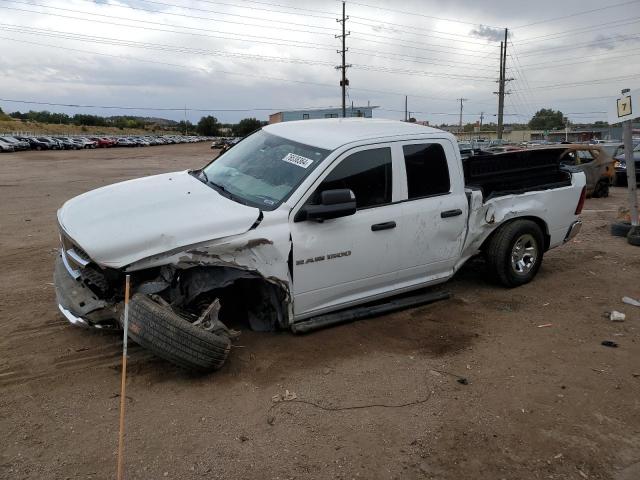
295,189 -> 356,222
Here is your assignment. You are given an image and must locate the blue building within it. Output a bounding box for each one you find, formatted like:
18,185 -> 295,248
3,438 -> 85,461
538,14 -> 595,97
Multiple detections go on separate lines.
269,106 -> 377,124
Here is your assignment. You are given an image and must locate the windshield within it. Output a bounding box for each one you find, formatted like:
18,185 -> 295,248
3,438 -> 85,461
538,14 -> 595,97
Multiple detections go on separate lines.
201,130 -> 330,210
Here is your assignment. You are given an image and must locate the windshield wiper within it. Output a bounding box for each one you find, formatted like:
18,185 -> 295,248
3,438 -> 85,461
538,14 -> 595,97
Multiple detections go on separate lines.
208,180 -> 249,205
195,170 -> 249,206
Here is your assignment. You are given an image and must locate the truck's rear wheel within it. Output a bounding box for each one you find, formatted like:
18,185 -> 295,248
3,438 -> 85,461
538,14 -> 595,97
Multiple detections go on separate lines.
124,294 -> 231,372
485,220 -> 544,288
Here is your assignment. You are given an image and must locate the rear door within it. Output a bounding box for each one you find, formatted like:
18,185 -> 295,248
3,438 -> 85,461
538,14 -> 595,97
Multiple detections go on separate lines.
394,140 -> 468,284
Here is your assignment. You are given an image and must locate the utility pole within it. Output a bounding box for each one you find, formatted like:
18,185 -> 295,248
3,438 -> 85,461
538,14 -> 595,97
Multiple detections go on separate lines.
457,98 -> 467,135
405,95 -> 408,122
335,1 -> 351,118
479,111 -> 484,140
495,28 -> 513,140
184,105 -> 187,135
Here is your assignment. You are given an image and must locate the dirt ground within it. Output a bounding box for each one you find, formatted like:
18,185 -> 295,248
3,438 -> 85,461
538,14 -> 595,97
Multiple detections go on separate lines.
1,143 -> 639,480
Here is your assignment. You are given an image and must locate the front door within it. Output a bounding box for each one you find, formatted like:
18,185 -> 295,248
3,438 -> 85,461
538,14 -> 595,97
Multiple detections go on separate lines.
290,144 -> 404,318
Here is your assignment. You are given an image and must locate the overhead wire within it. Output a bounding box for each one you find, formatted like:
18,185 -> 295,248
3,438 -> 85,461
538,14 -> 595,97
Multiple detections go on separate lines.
343,1 -> 504,28
0,35 -> 480,105
0,24 -> 500,82
512,0 -> 640,29
0,24 -> 337,66
0,97 -> 346,112
514,16 -> 640,44
516,33 -> 640,57
70,0 -> 340,32
0,0 -> 338,38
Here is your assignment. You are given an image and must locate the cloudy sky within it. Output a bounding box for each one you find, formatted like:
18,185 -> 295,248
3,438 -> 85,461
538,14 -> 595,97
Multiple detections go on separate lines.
0,0 -> 638,124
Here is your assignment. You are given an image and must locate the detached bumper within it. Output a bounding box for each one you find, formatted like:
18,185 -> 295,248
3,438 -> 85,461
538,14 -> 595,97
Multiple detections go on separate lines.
564,220 -> 582,243
54,254 -> 118,328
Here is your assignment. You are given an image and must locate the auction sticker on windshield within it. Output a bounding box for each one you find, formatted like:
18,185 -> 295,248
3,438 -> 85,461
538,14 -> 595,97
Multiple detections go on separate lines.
283,152 -> 314,169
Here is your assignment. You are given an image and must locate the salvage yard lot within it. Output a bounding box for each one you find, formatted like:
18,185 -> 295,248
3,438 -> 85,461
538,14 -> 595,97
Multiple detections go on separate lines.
1,143 -> 639,480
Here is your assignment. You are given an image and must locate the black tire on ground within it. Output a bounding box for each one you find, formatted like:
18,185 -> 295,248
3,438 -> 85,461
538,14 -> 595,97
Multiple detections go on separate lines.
485,219 -> 545,288
35,145 -> 42,151
615,173 -> 627,187
125,294 -> 231,372
628,227 -> 640,247
611,221 -> 632,237
592,180 -> 609,198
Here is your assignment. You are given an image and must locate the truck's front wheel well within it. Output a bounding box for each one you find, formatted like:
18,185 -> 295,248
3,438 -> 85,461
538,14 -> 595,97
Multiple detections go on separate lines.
481,216 -> 550,252
169,266 -> 288,332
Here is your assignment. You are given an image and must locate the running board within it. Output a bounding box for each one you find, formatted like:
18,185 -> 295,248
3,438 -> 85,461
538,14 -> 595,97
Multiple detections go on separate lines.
291,290 -> 451,334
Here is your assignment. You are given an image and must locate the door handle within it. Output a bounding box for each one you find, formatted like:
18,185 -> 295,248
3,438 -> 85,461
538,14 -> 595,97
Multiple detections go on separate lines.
441,209 -> 463,218
371,221 -> 396,231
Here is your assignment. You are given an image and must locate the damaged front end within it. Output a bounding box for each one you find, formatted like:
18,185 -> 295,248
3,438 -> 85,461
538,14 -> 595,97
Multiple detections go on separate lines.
54,226 -> 292,369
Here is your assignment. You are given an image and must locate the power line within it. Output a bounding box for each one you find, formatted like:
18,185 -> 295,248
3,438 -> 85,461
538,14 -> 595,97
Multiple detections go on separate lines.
70,0 -> 339,32
347,29 -> 496,53
195,0 -> 337,16
517,49 -> 640,69
348,35 -> 499,59
0,97 -> 348,112
516,33 -> 640,57
514,16 -> 640,44
0,24 -> 499,82
348,48 -> 496,71
1,0 -> 338,38
343,1 -> 503,28
352,64 -> 495,81
189,0 -> 336,19
512,0 -> 640,29
0,35 -> 476,105
0,5 -> 341,53
349,25 -> 495,47
0,3 -> 498,69
511,74 -> 640,91
0,24 -> 337,66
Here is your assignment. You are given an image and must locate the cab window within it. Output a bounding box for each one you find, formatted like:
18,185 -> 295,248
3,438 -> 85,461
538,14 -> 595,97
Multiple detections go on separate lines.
313,147 -> 392,209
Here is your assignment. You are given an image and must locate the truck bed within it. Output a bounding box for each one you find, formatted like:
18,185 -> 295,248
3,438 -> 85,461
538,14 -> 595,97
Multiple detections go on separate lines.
463,148 -> 572,200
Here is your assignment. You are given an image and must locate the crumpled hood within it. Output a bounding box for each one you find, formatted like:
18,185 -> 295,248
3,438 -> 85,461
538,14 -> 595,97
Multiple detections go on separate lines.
58,171 -> 261,268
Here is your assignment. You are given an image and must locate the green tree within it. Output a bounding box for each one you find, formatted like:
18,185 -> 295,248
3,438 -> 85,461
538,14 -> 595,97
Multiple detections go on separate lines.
528,109 -> 565,130
177,120 -> 194,134
233,118 -> 263,137
196,115 -> 220,136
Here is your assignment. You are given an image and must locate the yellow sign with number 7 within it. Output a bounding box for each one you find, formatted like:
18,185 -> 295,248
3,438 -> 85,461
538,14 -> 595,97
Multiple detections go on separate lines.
617,95 -> 632,118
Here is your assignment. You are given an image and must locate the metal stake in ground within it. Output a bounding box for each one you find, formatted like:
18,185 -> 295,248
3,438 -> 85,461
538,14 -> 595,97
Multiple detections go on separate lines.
622,105 -> 638,228
116,275 -> 131,480
607,88 -> 639,245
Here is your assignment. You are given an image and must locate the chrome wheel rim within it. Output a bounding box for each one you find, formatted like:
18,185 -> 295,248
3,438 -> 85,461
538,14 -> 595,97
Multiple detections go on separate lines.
511,234 -> 537,275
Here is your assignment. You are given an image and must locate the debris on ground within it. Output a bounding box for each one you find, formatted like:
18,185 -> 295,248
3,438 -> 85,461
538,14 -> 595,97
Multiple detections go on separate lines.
537,323 -> 553,328
610,311 -> 626,322
272,390 -> 298,403
622,296 -> 640,307
601,340 -> 619,348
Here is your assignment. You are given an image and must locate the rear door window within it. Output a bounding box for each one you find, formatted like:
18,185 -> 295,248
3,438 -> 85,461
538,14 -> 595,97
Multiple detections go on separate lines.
402,143 -> 450,199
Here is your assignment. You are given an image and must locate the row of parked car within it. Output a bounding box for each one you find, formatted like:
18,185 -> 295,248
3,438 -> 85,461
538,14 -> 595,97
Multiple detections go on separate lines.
0,135 -> 210,152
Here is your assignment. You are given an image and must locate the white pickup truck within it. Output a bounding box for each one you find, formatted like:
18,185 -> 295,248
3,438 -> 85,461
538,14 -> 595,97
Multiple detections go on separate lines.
54,119 -> 585,371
